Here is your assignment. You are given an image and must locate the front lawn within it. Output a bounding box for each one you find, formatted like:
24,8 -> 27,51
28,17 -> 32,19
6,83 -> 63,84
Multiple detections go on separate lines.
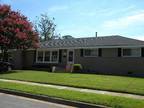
0,81 -> 144,108
0,70 -> 144,95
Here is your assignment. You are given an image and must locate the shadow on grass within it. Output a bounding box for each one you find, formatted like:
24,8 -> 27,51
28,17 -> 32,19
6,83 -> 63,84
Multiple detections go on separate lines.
0,70 -> 19,75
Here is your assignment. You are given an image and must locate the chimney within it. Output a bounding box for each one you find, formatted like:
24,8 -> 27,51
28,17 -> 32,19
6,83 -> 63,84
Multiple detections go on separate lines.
95,32 -> 98,37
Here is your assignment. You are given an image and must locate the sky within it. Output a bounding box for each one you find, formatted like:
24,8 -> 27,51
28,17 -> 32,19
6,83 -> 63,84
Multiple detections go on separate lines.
1,0 -> 144,40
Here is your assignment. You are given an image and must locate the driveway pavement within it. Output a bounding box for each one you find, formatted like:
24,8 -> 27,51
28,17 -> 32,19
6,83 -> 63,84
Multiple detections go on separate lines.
0,93 -> 75,108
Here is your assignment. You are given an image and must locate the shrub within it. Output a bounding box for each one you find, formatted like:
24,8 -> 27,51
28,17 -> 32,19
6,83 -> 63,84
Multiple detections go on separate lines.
72,64 -> 82,73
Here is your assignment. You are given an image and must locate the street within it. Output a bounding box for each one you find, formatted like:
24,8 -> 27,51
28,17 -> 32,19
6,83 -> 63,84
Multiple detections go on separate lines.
0,93 -> 75,108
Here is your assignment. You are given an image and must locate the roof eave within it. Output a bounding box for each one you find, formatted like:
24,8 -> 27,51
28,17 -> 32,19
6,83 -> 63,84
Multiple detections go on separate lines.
39,45 -> 144,50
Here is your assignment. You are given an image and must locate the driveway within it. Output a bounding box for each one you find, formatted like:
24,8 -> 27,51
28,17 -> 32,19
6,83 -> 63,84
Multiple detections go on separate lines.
0,93 -> 75,108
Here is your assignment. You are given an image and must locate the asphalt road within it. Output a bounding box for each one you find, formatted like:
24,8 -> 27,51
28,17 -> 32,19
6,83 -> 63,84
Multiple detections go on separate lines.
0,93 -> 75,108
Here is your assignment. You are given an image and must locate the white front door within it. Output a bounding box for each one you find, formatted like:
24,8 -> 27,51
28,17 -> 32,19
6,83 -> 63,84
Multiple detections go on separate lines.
67,49 -> 74,64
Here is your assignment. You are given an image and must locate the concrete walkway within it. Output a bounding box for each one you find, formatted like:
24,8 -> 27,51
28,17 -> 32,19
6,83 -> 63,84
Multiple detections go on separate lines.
0,79 -> 144,100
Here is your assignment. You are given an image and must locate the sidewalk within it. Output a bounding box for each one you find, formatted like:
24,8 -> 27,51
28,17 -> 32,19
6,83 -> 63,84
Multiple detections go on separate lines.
0,79 -> 144,100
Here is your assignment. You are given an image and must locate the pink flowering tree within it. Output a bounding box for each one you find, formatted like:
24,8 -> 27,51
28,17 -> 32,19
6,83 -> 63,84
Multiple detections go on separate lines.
0,4 -> 39,61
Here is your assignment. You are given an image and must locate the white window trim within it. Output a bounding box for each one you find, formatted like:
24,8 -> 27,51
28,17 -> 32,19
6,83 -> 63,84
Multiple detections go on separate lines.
36,50 -> 44,63
36,49 -> 59,63
84,49 -> 98,57
51,50 -> 59,63
121,48 -> 141,57
44,51 -> 51,62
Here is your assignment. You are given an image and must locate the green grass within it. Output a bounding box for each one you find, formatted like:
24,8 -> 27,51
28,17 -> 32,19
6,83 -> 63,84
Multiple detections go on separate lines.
0,81 -> 144,108
0,70 -> 144,95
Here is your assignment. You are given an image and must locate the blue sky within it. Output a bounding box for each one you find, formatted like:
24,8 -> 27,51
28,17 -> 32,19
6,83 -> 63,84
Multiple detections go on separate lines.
1,0 -> 144,40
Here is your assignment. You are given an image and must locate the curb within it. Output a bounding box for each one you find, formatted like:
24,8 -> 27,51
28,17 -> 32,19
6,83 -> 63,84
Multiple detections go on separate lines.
0,88 -> 108,108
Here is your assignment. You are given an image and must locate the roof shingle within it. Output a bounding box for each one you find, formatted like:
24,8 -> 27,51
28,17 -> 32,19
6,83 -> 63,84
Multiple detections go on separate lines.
40,35 -> 144,48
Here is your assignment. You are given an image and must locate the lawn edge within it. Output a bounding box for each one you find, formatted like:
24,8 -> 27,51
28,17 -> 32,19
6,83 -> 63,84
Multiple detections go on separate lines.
0,88 -> 107,108
0,78 -> 143,96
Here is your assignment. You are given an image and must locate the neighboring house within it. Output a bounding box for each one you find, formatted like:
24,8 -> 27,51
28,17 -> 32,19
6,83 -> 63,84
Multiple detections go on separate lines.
11,35 -> 144,76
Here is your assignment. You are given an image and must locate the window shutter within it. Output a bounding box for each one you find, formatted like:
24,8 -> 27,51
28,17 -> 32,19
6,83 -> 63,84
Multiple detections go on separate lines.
80,49 -> 83,57
141,48 -> 144,57
98,48 -> 102,57
59,50 -> 62,63
118,48 -> 121,57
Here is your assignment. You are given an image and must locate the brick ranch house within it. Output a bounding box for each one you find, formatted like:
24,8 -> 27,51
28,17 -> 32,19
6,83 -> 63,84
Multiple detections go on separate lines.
11,35 -> 144,76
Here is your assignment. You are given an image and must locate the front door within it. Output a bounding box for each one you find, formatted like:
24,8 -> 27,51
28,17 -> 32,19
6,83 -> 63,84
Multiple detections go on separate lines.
67,50 -> 74,64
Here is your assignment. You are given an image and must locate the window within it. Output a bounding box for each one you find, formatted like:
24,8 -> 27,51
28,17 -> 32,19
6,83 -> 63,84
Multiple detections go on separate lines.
122,48 -> 141,57
51,51 -> 58,62
123,49 -> 131,56
36,50 -> 58,63
37,51 -> 43,62
44,51 -> 50,62
84,49 -> 98,57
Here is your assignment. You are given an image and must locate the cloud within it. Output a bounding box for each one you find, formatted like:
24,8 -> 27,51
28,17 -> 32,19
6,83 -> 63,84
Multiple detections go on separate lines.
102,11 -> 144,29
48,5 -> 69,13
79,8 -> 110,17
103,5 -> 136,16
79,12 -> 96,17
133,36 -> 144,41
78,5 -> 136,17
59,25 -> 98,37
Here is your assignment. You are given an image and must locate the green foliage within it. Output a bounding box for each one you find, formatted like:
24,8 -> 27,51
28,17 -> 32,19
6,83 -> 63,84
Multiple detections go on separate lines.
0,4 -> 39,61
72,64 -> 82,72
34,13 -> 60,41
73,64 -> 82,69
